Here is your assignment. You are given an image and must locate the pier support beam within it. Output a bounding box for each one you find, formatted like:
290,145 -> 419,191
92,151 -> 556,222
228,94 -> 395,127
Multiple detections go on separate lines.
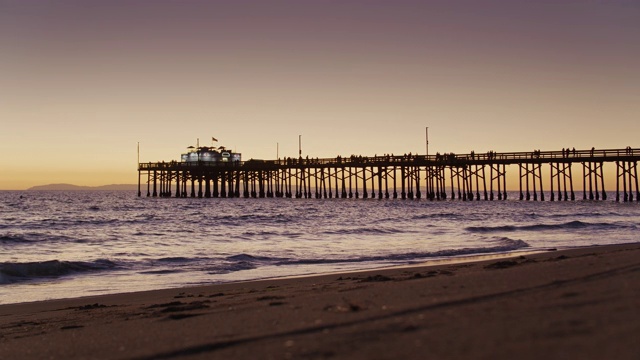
617,161 -> 639,202
204,177 -> 211,198
550,162 -> 574,201
152,171 -> 158,197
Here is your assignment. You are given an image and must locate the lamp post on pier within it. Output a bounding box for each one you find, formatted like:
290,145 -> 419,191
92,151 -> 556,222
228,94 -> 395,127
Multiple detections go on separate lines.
137,142 -> 141,197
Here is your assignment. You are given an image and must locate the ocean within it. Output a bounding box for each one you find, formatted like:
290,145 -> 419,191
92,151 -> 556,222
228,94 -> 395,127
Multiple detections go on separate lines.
1,190 -> 638,305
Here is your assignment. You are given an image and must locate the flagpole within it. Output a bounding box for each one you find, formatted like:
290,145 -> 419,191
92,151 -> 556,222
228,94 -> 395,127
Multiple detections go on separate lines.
425,127 -> 429,158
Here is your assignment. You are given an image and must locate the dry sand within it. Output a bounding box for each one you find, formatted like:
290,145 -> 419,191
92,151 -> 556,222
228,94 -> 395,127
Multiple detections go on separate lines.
1,243 -> 639,360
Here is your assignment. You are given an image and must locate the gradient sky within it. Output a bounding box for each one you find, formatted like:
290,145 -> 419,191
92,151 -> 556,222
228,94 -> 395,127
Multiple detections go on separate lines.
1,0 -> 639,189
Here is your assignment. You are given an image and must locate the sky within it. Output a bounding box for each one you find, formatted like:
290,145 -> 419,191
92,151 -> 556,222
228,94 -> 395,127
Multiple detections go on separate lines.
1,0 -> 639,189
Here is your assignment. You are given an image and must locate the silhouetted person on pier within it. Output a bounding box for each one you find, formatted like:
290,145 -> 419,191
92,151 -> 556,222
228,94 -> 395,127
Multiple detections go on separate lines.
591,147 -> 595,156
572,147 -> 576,156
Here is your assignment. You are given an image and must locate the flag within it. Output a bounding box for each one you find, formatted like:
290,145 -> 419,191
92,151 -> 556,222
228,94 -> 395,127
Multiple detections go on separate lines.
212,137 -> 218,142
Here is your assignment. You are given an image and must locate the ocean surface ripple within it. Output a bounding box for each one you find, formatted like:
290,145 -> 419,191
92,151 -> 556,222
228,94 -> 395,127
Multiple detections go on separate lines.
1,190 -> 638,304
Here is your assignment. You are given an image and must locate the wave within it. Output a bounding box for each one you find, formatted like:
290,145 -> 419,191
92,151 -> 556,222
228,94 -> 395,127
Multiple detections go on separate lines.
234,214 -> 294,224
226,254 -> 282,262
136,254 -> 273,275
321,227 -> 408,235
0,259 -> 118,284
240,230 -> 279,237
2,238 -> 530,285
139,269 -> 184,275
0,233 -> 29,243
411,213 -> 461,220
539,211 -> 626,218
207,261 -> 257,274
0,232 -> 78,244
198,254 -> 274,274
465,220 -> 630,233
219,238 -> 529,268
278,240 -> 529,265
156,257 -> 197,263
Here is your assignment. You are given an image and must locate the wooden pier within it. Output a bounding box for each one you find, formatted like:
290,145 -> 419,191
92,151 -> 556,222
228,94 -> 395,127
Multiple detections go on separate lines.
138,147 -> 640,202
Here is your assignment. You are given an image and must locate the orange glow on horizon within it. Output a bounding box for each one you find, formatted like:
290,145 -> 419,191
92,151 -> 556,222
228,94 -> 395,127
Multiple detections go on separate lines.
1,1 -> 638,190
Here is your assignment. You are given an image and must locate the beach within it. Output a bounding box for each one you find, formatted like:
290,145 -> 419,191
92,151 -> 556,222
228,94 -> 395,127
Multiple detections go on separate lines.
1,243 -> 638,359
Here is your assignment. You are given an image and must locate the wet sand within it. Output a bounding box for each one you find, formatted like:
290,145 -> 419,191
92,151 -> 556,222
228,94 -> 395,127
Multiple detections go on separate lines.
1,243 -> 639,359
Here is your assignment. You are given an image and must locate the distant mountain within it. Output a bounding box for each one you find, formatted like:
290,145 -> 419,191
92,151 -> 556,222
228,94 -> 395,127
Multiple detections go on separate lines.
27,184 -> 138,191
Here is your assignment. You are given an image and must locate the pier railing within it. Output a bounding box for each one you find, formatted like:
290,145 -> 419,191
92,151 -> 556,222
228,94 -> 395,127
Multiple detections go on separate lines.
140,148 -> 637,169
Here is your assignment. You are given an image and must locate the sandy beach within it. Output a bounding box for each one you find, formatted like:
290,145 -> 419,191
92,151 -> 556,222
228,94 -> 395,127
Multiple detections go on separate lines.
1,243 -> 639,360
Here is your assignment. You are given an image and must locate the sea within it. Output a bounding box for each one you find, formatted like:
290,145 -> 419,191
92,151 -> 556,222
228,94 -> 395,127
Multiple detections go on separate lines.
1,190 -> 638,305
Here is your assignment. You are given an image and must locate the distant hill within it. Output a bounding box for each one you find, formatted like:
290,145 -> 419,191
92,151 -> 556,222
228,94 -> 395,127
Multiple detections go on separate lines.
27,184 -> 138,191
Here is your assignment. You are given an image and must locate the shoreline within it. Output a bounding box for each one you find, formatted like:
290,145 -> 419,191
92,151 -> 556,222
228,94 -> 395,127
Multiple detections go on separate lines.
2,245 -> 553,306
2,243 -> 639,359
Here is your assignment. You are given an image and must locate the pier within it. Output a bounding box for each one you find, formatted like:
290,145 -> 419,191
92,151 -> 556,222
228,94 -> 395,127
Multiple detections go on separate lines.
138,147 -> 640,202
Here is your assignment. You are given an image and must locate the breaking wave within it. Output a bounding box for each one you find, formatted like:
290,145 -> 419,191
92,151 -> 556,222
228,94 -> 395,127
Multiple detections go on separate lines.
465,220 -> 629,233
212,238 -> 529,268
0,232 -> 78,244
321,227 -> 407,235
0,259 -> 118,284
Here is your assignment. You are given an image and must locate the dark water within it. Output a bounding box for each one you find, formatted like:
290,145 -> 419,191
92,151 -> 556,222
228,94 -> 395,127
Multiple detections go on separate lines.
1,191 -> 638,304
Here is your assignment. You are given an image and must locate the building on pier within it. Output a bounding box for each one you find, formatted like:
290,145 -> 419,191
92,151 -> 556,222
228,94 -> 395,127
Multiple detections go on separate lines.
181,145 -> 241,163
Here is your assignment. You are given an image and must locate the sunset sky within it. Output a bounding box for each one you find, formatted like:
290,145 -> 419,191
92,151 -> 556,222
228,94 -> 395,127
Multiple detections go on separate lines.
1,0 -> 639,189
